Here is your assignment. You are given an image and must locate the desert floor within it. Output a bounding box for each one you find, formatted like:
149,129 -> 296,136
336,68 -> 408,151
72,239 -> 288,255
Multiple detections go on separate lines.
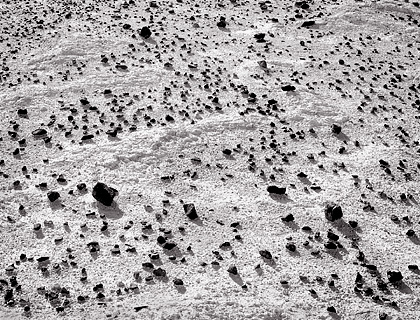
1,0 -> 420,319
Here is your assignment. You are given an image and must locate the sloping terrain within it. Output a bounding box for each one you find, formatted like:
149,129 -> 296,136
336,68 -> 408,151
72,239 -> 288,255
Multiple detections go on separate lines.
1,0 -> 420,319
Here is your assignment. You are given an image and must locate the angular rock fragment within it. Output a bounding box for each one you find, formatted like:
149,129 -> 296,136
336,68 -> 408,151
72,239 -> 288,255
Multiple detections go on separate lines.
140,26 -> 152,38
259,250 -> 272,260
173,279 -> 184,286
267,185 -> 286,195
153,268 -> 166,277
324,203 -> 343,221
227,265 -> 238,275
92,182 -> 118,206
302,20 -> 315,27
331,124 -> 342,134
183,203 -> 198,220
32,128 -> 47,136
47,191 -> 60,202
387,271 -> 403,283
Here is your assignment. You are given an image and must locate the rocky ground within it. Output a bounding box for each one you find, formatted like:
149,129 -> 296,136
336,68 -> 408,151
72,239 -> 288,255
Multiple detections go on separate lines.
1,0 -> 420,319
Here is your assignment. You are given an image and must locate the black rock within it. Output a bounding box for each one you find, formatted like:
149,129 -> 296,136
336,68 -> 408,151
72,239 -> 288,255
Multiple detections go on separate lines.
142,262 -> 154,269
81,134 -> 94,141
297,172 -> 307,178
163,242 -> 177,250
286,242 -> 296,252
267,185 -> 286,195
408,264 -> 419,270
47,191 -> 60,202
327,306 -> 336,313
4,289 -> 13,302
379,313 -> 388,320
165,114 -> 174,122
327,230 -> 339,241
80,98 -> 90,105
32,128 -> 47,136
331,124 -> 342,134
140,26 -> 152,38
157,236 -> 166,244
222,149 -> 232,155
92,182 -> 118,206
122,23 -> 131,30
349,220 -> 358,228
281,214 -> 294,222
387,271 -> 403,283
153,268 -> 166,277
324,241 -> 337,250
217,20 -> 227,28
17,109 -> 28,116
259,250 -> 272,260
325,204 -> 343,221
183,203 -> 198,220
281,84 -> 296,92
173,279 -> 183,286
254,33 -> 266,40
77,183 -> 87,191
406,229 -> 415,237
227,265 -> 238,275
134,306 -> 148,312
302,20 -> 316,27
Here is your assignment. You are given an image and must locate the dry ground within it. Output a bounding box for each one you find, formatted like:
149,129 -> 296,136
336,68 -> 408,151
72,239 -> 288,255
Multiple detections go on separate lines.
1,0 -> 420,319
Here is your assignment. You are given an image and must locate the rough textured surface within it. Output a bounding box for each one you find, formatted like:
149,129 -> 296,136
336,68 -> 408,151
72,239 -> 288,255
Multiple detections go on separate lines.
1,0 -> 420,319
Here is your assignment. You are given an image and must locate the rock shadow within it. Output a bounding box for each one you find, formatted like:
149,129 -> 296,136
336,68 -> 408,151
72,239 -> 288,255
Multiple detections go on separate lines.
97,202 -> 124,220
408,235 -> 420,245
269,194 -> 293,204
229,273 -> 244,286
331,219 -> 359,239
393,281 -> 413,294
175,285 -> 186,294
282,220 -> 299,231
49,200 -> 63,211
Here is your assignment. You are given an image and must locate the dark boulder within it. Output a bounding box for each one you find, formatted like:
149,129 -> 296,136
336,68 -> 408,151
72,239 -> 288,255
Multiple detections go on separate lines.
387,271 -> 403,283
32,128 -> 47,136
140,26 -> 152,39
259,250 -> 272,260
267,185 -> 286,195
281,84 -> 296,92
325,204 -> 343,221
227,265 -> 238,275
47,191 -> 60,202
183,203 -> 198,220
302,20 -> 316,27
92,182 -> 118,206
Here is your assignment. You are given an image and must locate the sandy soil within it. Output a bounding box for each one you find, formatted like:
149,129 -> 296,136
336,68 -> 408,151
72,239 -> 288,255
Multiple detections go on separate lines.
1,0 -> 420,319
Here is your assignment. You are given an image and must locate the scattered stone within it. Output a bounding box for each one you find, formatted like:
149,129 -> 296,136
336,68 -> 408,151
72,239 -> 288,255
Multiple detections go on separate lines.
281,84 -> 296,92
267,185 -> 286,195
183,203 -> 198,220
259,250 -> 272,260
325,203 -> 343,221
349,221 -> 358,228
387,271 -> 403,283
327,306 -> 337,313
281,214 -> 294,222
32,128 -> 47,136
173,279 -> 184,286
286,242 -> 296,252
47,191 -> 60,202
227,265 -> 238,275
301,20 -> 316,27
153,268 -> 166,277
331,124 -> 342,134
92,182 -> 118,206
140,26 -> 152,38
